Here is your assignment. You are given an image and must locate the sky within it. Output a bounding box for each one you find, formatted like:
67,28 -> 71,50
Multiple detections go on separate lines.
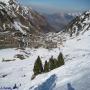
19,0 -> 90,13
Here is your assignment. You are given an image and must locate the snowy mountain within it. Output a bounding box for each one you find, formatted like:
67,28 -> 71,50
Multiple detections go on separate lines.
0,0 -> 90,49
66,10 -> 90,37
0,7 -> 90,90
0,0 -> 55,48
40,10 -> 90,48
0,0 -> 10,4
43,13 -> 74,32
0,0 -> 53,34
0,0 -> 90,90
68,12 -> 82,17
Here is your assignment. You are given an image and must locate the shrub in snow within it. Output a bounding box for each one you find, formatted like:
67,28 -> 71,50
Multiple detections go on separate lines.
2,58 -> 15,62
13,84 -> 18,89
14,54 -> 25,60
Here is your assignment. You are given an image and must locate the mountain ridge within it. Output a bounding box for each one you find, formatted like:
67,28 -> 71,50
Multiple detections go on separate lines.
0,0 -> 54,48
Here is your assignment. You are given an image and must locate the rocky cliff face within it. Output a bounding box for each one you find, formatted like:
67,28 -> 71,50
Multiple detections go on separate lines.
66,11 -> 90,37
0,0 -> 54,34
0,0 -> 54,48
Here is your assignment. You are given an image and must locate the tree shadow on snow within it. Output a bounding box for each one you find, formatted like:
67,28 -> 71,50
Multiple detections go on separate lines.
67,83 -> 75,90
35,74 -> 57,90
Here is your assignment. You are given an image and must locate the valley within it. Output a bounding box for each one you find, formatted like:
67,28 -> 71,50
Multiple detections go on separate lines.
0,0 -> 90,90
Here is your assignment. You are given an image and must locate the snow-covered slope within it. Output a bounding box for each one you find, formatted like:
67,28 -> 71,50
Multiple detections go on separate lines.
0,1 -> 90,90
30,29 -> 90,90
0,0 -> 53,35
0,23 -> 90,90
68,12 -> 82,17
0,0 -> 54,48
0,0 -> 9,4
67,10 -> 90,37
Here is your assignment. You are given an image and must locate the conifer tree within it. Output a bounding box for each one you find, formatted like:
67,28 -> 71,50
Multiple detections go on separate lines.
49,56 -> 56,70
33,56 -> 43,75
57,52 -> 65,67
44,60 -> 49,72
53,58 -> 58,68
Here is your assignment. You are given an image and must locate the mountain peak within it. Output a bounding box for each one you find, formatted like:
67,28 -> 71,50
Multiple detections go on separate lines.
0,0 -> 10,4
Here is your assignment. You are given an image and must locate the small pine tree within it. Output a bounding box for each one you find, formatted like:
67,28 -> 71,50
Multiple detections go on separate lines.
49,56 -> 56,70
44,60 -> 49,72
53,58 -> 58,68
57,52 -> 65,67
33,56 -> 43,75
